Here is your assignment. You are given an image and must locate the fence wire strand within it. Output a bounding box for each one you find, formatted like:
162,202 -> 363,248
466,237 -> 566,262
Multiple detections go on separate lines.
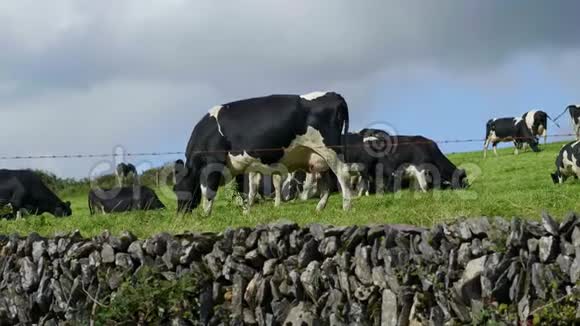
0,133 -> 575,161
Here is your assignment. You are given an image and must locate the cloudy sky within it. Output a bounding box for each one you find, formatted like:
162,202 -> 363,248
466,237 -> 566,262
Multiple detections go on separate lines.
2,0 -> 580,178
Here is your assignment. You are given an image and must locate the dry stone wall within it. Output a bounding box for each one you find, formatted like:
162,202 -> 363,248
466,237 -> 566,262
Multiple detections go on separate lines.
0,212 -> 579,325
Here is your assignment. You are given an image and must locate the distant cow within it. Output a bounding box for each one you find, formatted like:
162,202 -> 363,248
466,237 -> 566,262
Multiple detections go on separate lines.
88,185 -> 165,215
550,140 -> 580,184
116,163 -> 139,187
484,118 -> 539,158
173,91 -> 352,215
0,169 -> 72,219
568,105 -> 580,140
522,110 -> 548,145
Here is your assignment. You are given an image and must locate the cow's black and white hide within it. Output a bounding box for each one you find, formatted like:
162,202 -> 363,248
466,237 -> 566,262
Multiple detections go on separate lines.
380,135 -> 468,192
551,140 -> 580,184
173,91 -> 352,215
568,105 -> 580,140
484,117 -> 539,158
0,169 -> 72,219
522,110 -> 548,146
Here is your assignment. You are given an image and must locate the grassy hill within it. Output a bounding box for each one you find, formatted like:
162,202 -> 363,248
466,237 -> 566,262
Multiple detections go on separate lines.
1,140 -> 577,238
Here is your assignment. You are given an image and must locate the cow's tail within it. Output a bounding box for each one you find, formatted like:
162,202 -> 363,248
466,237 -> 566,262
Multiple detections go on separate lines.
546,114 -> 561,128
552,106 -> 570,123
485,120 -> 493,143
340,101 -> 349,160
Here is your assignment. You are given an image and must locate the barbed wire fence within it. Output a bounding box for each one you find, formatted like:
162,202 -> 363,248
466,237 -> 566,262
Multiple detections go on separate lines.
0,133 -> 576,161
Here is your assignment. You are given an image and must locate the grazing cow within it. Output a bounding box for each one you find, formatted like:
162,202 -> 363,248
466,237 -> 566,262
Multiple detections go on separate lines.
568,105 -> 580,140
0,169 -> 72,219
282,128 -> 392,200
522,110 -> 548,145
379,135 -> 468,192
550,141 -> 580,184
173,91 -> 352,215
116,163 -> 139,187
484,118 -> 539,158
284,130 -> 468,196
88,185 -> 165,215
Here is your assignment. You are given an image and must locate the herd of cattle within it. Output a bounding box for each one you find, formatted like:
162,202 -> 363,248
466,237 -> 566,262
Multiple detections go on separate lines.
2,94 -> 580,219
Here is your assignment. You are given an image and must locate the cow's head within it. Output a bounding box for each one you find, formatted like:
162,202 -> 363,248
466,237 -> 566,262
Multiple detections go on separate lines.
528,137 -> 540,152
453,168 -> 469,189
550,171 -> 562,184
518,121 -> 540,152
54,201 -> 72,217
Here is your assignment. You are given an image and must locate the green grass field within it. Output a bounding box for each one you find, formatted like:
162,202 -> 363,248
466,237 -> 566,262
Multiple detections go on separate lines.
1,141 -> 577,238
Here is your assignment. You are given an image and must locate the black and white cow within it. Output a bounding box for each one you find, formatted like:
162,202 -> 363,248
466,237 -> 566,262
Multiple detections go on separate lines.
567,105 -> 580,140
550,140 -> 580,184
88,185 -> 165,215
0,169 -> 72,219
284,128 -> 393,200
284,130 -> 468,196
484,117 -> 539,158
116,163 -> 139,187
378,135 -> 468,192
173,91 -> 352,215
522,110 -> 548,145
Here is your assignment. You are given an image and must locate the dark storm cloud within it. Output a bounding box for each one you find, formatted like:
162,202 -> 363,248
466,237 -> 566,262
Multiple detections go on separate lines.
2,0 -> 580,94
0,0 -> 579,177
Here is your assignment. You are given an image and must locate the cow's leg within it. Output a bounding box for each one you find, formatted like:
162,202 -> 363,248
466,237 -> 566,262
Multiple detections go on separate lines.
314,151 -> 352,210
493,143 -> 498,156
356,177 -> 366,197
483,138 -> 490,158
298,172 -> 311,201
514,142 -> 519,155
200,169 -> 223,216
272,173 -> 286,207
316,171 -> 331,211
247,172 -> 260,206
416,169 -> 429,192
299,172 -> 315,201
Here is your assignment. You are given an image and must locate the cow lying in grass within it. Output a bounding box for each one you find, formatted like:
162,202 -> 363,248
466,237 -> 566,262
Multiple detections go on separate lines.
551,140 -> 580,184
88,185 -> 165,215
